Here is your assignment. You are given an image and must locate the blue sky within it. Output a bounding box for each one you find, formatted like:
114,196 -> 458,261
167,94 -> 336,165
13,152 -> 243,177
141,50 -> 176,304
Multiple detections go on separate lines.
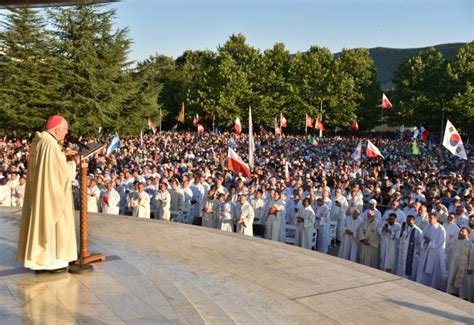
109,0 -> 472,62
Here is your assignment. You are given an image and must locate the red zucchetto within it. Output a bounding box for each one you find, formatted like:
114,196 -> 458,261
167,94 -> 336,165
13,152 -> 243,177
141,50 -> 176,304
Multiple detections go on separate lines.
44,115 -> 65,130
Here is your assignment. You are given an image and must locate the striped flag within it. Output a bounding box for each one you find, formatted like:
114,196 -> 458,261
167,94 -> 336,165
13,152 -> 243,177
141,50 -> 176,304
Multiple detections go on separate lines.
147,117 -> 157,134
106,133 -> 121,156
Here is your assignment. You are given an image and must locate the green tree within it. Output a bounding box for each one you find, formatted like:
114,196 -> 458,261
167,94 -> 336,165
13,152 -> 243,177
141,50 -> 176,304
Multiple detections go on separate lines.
189,34 -> 260,130
289,46 -> 358,130
254,43 -> 293,128
446,42 -> 474,135
336,48 -> 381,130
392,48 -> 448,130
0,8 -> 56,133
47,5 -> 136,135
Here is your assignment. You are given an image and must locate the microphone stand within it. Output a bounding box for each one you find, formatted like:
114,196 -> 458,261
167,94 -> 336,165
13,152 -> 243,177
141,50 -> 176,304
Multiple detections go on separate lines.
69,138 -> 105,274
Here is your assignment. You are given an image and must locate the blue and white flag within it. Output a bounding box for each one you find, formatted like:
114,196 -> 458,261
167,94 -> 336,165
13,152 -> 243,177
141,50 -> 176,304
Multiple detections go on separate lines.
228,137 -> 237,148
106,133 -> 121,156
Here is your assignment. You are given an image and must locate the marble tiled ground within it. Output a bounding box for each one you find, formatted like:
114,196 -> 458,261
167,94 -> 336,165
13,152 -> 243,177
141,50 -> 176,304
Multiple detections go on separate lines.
0,207 -> 473,324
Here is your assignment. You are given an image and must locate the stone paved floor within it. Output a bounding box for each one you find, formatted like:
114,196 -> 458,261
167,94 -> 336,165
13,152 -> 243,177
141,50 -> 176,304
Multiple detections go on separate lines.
0,207 -> 473,324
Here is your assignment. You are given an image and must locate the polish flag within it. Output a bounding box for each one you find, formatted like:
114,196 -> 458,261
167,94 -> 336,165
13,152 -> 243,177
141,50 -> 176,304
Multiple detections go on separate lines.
351,120 -> 359,131
382,93 -> 392,110
316,118 -> 325,131
193,114 -> 201,126
197,124 -> 204,133
280,113 -> 287,128
274,117 -> 281,135
305,114 -> 314,128
227,147 -> 251,177
366,140 -> 384,159
235,117 -> 242,134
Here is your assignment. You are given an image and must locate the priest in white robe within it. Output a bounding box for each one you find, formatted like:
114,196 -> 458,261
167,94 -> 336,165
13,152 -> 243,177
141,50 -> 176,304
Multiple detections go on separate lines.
315,197 -> 331,253
295,197 -> 316,249
397,215 -> 423,280
100,181 -> 121,215
235,194 -> 254,236
338,209 -> 363,262
444,213 -> 460,267
446,227 -> 474,302
132,183 -> 150,219
87,178 -> 101,213
358,210 -> 380,268
416,213 -> 447,291
217,193 -> 234,232
155,182 -> 171,220
378,213 -> 401,273
265,191 -> 286,242
17,115 -> 77,271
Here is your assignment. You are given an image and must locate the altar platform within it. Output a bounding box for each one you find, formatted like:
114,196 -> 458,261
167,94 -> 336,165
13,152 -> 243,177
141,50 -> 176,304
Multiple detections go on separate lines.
0,207 -> 473,324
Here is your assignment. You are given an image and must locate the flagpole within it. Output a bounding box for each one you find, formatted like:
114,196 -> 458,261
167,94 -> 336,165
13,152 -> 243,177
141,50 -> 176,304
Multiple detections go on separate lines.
159,108 -> 162,133
212,114 -> 215,134
319,98 -> 323,138
440,99 -> 445,144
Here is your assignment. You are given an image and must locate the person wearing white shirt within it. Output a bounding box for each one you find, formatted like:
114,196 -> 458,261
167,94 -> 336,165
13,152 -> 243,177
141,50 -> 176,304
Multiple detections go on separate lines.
87,178 -> 101,213
100,181 -> 121,215
416,213 -> 447,291
360,199 -> 382,224
132,183 -> 150,219
155,182 -> 171,220
378,213 -> 401,273
13,176 -> 26,208
397,215 -> 423,280
217,193 -> 234,232
0,178 -> 12,207
331,189 -> 348,243
415,204 -> 429,230
382,200 -> 407,226
443,214 -> 461,266
295,197 -> 316,249
264,191 -> 286,242
315,197 -> 331,253
338,209 -> 363,262
235,194 -> 254,236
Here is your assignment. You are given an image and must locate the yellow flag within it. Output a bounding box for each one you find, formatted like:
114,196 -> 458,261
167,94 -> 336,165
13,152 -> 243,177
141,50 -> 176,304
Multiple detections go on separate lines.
177,102 -> 185,124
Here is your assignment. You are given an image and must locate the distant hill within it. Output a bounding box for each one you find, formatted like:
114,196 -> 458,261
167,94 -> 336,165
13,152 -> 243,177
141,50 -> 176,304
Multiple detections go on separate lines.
356,43 -> 465,90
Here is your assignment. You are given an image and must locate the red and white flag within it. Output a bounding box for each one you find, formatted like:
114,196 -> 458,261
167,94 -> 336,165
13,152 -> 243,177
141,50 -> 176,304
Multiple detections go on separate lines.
147,117 -> 157,134
351,120 -> 359,131
366,140 -> 384,159
280,113 -> 287,128
305,114 -> 314,128
193,114 -> 201,126
197,124 -> 204,133
227,147 -> 251,177
235,117 -> 242,134
382,93 -> 392,110
274,117 -> 281,135
315,118 -> 325,131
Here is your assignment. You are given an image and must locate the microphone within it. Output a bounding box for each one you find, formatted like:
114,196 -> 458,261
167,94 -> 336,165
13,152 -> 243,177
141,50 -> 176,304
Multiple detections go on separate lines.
67,135 -> 90,150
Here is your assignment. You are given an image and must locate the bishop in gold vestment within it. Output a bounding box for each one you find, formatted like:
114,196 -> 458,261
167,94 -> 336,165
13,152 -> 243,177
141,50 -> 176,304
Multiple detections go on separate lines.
17,115 -> 77,271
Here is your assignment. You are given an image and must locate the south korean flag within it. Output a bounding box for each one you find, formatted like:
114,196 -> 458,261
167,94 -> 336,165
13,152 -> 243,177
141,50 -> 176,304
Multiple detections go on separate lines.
443,119 -> 467,160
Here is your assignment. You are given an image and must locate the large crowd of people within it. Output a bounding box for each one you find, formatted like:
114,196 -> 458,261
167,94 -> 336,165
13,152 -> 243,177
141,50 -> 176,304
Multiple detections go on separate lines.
1,130 -> 473,301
